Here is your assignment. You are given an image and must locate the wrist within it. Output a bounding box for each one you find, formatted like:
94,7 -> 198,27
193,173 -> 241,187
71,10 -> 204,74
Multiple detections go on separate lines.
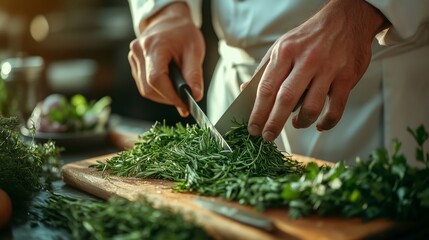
322,0 -> 391,43
139,2 -> 192,33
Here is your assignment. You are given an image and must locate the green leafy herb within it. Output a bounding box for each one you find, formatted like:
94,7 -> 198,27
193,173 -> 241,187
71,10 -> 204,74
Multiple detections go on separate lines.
0,116 -> 61,202
94,121 -> 429,221
34,192 -> 211,240
281,127 -> 429,220
93,121 -> 303,209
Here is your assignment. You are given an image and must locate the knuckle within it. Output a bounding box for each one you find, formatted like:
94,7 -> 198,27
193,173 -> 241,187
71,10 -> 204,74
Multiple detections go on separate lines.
258,82 -> 276,98
129,39 -> 141,53
277,85 -> 295,106
141,35 -> 161,53
146,71 -> 162,88
277,41 -> 295,59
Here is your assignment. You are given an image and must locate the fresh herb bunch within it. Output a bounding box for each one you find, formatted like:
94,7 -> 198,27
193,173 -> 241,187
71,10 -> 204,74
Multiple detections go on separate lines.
35,192 -> 211,240
95,121 -> 429,221
282,125 -> 429,220
0,116 -> 61,202
94,122 -> 304,208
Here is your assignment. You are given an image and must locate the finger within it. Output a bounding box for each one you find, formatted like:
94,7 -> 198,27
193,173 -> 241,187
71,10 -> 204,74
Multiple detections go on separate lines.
241,44 -> 274,93
248,57 -> 292,137
240,81 -> 250,91
316,80 -> 350,131
181,48 -> 204,101
144,51 -> 189,115
128,40 -> 154,99
128,51 -> 138,84
261,66 -> 313,141
292,74 -> 331,128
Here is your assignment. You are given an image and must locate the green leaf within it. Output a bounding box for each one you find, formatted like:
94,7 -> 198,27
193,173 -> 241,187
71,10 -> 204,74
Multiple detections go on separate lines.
416,148 -> 424,162
407,125 -> 428,146
305,162 -> 319,180
282,183 -> 300,200
397,187 -> 407,200
71,94 -> 88,116
391,164 -> 406,179
349,189 -> 361,203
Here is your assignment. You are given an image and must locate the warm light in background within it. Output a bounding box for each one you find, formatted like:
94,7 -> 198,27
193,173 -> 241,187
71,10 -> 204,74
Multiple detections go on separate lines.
1,61 -> 12,79
30,14 -> 49,42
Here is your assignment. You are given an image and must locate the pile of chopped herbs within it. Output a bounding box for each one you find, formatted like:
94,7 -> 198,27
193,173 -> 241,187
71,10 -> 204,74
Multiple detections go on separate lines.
94,122 -> 305,209
94,122 -> 429,221
0,116 -> 61,203
34,192 -> 210,240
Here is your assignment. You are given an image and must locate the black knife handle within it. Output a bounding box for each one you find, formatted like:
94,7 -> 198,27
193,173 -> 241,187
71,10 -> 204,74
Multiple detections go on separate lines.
169,62 -> 192,102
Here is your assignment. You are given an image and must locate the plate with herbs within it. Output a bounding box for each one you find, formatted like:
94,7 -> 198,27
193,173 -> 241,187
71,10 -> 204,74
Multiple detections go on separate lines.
21,93 -> 112,150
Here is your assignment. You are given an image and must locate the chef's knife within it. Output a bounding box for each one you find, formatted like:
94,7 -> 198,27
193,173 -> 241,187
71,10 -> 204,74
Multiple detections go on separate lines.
215,60 -> 305,136
169,62 -> 232,152
194,198 -> 275,232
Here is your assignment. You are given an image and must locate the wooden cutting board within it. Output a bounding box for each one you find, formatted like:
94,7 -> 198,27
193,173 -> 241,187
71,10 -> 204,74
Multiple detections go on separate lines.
61,153 -> 414,240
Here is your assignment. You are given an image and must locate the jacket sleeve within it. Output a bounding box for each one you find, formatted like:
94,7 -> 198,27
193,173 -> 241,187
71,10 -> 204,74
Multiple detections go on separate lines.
366,0 -> 429,45
128,0 -> 202,36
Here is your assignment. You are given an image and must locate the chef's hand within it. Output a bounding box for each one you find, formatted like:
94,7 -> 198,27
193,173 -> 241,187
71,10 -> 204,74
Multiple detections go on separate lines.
128,3 -> 205,117
247,0 -> 389,141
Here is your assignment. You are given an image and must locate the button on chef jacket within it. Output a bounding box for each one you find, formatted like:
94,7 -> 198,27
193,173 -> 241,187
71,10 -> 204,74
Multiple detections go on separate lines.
129,0 -> 429,167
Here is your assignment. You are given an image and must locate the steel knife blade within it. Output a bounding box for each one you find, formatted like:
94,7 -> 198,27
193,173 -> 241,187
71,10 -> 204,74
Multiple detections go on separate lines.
215,60 -> 305,136
169,62 -> 232,152
214,61 -> 269,136
194,198 -> 275,232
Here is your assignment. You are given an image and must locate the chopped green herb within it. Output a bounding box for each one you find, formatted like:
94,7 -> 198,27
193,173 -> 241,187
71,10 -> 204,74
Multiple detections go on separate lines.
94,121 -> 429,221
34,192 -> 211,240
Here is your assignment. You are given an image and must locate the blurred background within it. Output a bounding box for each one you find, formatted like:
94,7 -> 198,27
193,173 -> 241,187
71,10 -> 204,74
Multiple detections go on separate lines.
0,0 -> 218,126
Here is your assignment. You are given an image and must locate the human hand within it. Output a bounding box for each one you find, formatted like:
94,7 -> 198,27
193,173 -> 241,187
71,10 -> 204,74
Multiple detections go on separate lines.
247,0 -> 389,141
128,3 -> 205,117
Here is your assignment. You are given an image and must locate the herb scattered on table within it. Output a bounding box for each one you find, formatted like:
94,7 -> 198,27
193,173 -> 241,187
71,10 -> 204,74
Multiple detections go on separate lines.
34,192 -> 211,240
0,116 -> 61,203
94,121 -> 429,220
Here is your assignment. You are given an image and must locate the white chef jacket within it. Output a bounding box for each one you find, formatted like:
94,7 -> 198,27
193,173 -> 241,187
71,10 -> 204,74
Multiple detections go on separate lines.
129,0 -> 429,167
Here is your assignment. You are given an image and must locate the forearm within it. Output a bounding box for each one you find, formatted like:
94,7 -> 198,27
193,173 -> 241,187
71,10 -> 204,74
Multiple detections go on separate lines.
128,0 -> 202,36
141,2 -> 192,34
321,0 -> 391,43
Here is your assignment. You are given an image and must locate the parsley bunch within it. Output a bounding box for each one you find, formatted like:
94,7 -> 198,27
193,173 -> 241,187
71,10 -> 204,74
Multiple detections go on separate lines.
282,125 -> 429,220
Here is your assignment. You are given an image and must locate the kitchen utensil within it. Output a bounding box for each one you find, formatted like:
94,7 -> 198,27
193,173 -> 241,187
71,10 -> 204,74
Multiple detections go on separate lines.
194,197 -> 275,232
169,62 -> 232,152
215,60 -> 306,136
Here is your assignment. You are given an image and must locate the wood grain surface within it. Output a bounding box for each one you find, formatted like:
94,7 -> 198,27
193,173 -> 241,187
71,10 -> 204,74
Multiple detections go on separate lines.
61,153 -> 413,240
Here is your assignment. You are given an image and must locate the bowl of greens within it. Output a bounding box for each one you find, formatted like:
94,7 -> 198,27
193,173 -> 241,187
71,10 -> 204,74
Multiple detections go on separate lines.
21,93 -> 112,150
